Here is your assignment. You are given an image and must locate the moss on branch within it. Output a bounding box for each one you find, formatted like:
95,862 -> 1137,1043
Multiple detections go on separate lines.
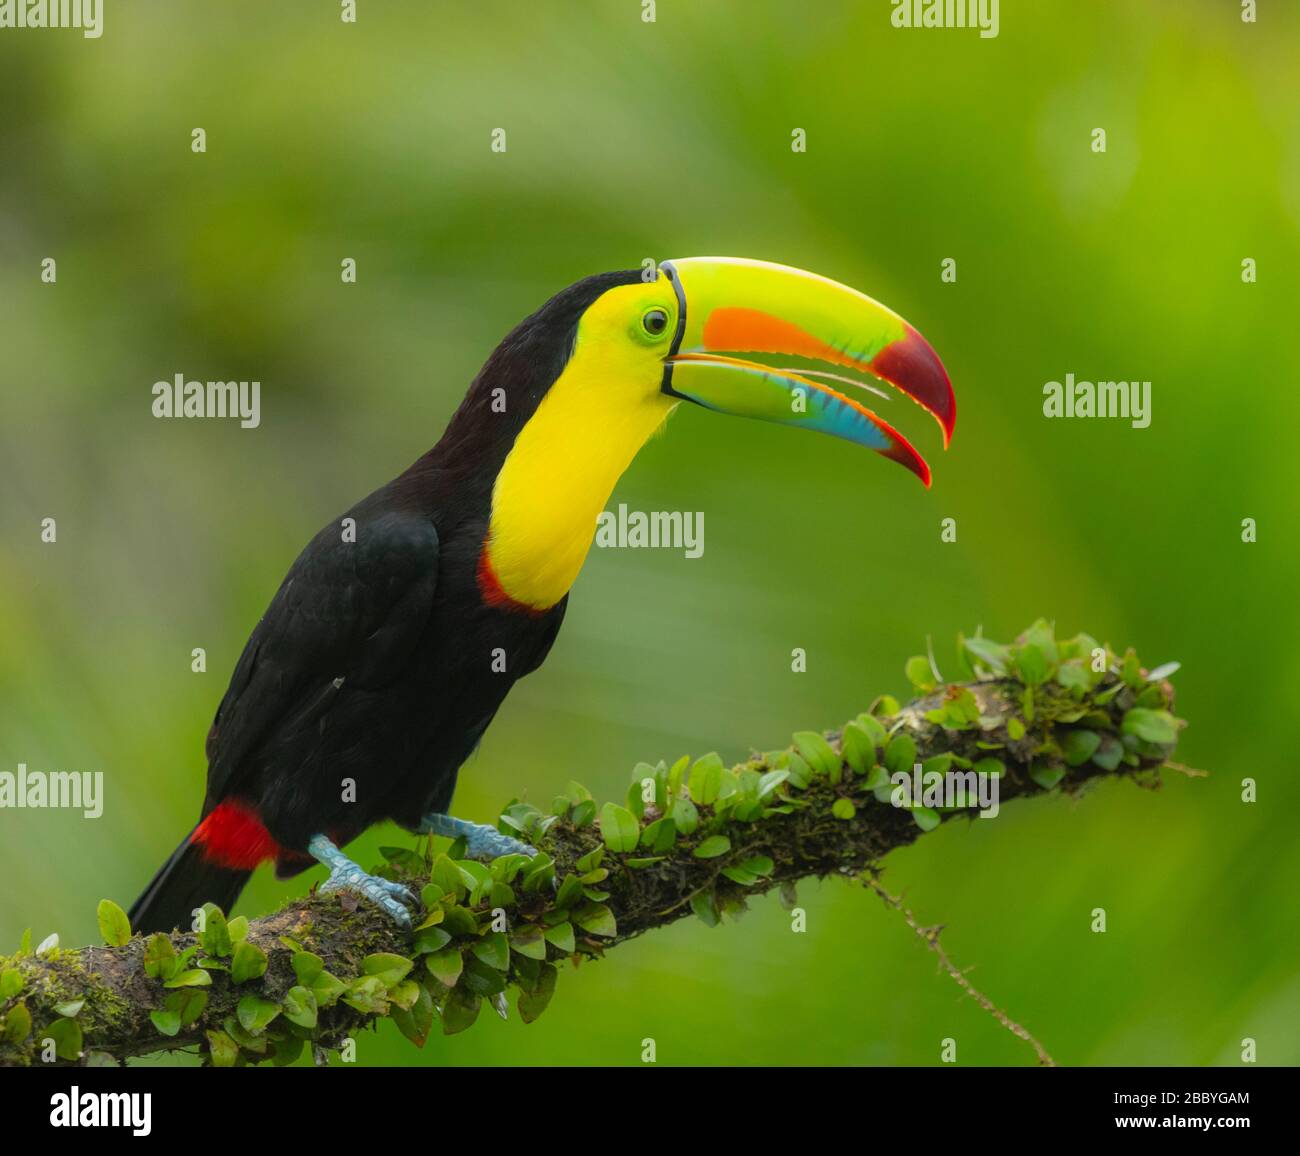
0,621 -> 1186,1067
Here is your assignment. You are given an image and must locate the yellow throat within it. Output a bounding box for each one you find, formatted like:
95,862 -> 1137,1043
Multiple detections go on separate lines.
482,281 -> 679,611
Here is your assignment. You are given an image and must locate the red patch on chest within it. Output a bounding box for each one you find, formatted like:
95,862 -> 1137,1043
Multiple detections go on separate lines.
192,799 -> 281,869
477,546 -> 548,617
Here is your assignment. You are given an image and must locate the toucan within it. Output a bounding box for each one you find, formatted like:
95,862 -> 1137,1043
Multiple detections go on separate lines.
129,257 -> 955,933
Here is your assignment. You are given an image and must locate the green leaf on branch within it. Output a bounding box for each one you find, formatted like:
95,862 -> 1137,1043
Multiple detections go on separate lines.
236,995 -> 280,1035
688,753 -> 724,805
230,941 -> 268,985
342,976 -> 389,1015
793,731 -> 841,780
510,925 -> 547,961
1121,649 -> 1143,689
518,964 -> 558,1024
1092,734 -> 1124,771
390,984 -> 435,1047
599,803 -> 640,853
364,953 -> 413,986
149,1008 -> 181,1037
206,1030 -> 239,1067
544,922 -> 575,953
669,796 -> 699,835
692,835 -> 731,859
163,969 -> 212,989
143,933 -> 178,980
1030,765 -> 1067,789
425,947 -> 464,989
291,952 -> 324,986
574,903 -> 617,937
310,971 -> 346,1008
690,889 -> 721,927
884,734 -> 917,775
1121,708 -> 1178,745
639,816 -> 677,853
963,635 -> 1009,674
911,806 -> 941,832
1015,644 -> 1048,686
46,1017 -> 83,1060
1022,619 -> 1058,663
1056,662 -> 1091,694
282,986 -> 318,1029
0,968 -> 22,999
905,655 -> 938,692
721,855 -> 775,885
96,900 -> 131,948
842,721 -> 877,775
3,1002 -> 31,1043
199,904 -> 232,957
1062,730 -> 1101,766
441,989 -> 481,1035
470,934 -> 509,973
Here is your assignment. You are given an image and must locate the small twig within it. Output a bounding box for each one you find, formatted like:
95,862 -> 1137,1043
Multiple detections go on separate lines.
864,874 -> 1058,1067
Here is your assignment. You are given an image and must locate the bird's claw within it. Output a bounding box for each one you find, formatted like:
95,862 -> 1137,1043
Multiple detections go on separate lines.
461,826 -> 537,862
319,865 -> 416,929
382,879 -> 421,907
419,813 -> 539,863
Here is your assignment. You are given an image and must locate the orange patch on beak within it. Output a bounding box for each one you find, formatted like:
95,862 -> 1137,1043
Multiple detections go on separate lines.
702,307 -> 846,366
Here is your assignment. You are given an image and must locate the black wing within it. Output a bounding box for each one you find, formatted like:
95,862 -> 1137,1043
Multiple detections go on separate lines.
202,507 -> 439,809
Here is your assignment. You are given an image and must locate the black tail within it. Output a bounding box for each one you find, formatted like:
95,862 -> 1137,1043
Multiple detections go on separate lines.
129,830 -> 252,934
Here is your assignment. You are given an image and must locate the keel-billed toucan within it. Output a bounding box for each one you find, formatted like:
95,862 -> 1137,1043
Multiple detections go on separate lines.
129,257 -> 955,933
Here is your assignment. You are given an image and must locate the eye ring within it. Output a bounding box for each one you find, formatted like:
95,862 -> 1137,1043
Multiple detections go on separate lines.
641,308 -> 670,338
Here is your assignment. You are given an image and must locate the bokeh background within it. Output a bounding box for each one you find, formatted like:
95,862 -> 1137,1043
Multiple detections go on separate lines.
2,0 -> 1297,1066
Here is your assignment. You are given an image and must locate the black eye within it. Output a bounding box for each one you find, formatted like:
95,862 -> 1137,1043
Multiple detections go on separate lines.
642,308 -> 669,336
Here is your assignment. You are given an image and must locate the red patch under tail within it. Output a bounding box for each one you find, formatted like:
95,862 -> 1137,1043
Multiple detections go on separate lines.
191,799 -> 281,869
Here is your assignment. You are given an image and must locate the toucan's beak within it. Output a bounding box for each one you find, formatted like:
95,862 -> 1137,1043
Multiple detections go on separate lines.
659,257 -> 955,486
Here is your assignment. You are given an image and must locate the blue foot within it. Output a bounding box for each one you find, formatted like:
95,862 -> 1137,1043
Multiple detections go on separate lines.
418,813 -> 537,861
308,834 -> 417,929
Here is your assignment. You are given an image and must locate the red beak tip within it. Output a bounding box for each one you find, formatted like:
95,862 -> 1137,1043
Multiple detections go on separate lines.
940,387 -> 957,447
890,442 -> 931,488
899,459 -> 932,488
871,325 -> 955,447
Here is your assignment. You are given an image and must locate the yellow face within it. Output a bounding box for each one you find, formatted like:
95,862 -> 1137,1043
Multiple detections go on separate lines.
484,275 -> 681,611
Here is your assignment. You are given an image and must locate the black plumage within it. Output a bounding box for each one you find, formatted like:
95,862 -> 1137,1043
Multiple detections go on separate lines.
130,269 -> 641,933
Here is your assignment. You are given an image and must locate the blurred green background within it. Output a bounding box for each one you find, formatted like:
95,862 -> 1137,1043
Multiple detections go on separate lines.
2,0 -> 1297,1066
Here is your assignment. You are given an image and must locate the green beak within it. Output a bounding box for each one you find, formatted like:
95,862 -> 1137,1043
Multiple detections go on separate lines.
659,257 -> 955,486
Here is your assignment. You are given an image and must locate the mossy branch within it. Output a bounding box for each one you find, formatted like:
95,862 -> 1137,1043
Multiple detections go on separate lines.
0,623 -> 1186,1067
